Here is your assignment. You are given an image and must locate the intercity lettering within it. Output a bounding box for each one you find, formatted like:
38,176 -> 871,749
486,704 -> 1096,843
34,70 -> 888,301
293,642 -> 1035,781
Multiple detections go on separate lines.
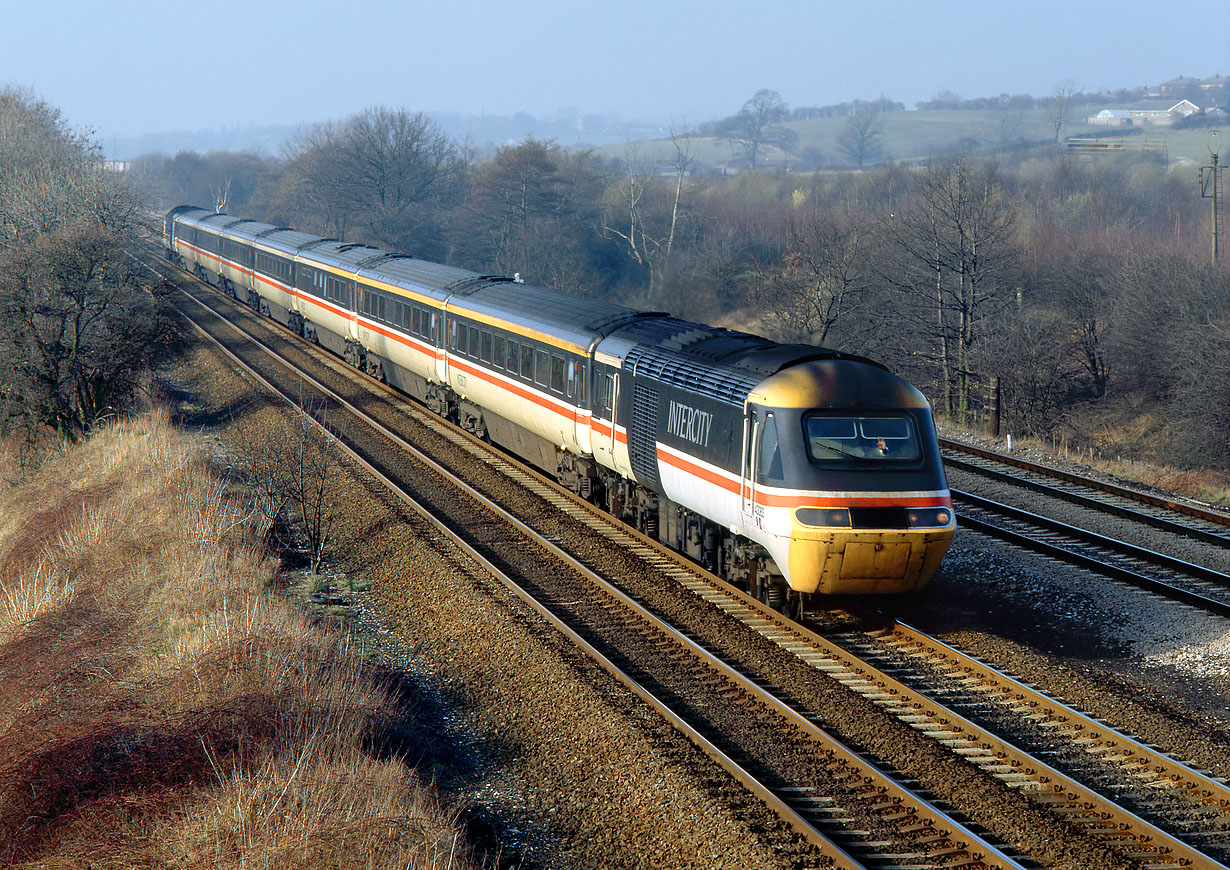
666,400 -> 714,448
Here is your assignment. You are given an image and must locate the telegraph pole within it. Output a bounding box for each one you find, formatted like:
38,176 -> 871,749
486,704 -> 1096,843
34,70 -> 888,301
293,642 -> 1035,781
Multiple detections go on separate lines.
1201,131 -> 1221,264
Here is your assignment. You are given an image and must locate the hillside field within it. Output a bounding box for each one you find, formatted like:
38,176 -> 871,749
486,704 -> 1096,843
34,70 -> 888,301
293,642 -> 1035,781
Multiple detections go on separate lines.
598,108 -> 1219,169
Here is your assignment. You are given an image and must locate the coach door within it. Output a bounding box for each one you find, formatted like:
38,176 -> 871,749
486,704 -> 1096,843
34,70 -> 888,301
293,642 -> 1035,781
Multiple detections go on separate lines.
592,369 -> 618,468
740,405 -> 761,523
432,311 -> 446,382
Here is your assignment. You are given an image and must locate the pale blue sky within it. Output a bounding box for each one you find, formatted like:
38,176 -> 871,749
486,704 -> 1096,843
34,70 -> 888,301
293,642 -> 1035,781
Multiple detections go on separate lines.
2,0 -> 1226,138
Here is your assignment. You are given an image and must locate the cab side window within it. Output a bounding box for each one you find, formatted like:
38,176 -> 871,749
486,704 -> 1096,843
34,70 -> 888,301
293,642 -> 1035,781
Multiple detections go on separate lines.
757,414 -> 784,483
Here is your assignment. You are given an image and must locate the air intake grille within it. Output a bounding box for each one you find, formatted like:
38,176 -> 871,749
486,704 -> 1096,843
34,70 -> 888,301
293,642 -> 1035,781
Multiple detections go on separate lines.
625,346 -> 758,407
629,383 -> 659,485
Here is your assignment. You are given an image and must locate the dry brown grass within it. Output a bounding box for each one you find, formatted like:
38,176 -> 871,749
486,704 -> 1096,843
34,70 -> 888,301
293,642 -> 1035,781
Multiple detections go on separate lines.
0,410 -> 473,869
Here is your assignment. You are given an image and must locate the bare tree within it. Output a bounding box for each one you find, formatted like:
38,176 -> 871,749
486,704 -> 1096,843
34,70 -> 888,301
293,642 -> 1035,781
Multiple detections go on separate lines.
271,108 -> 460,255
0,87 -> 176,442
880,155 -> 1020,422
235,407 -> 338,575
285,411 -> 336,577
721,89 -> 797,169
835,108 -> 884,168
1048,81 -> 1078,144
601,129 -> 693,298
753,211 -> 870,345
457,138 -> 608,292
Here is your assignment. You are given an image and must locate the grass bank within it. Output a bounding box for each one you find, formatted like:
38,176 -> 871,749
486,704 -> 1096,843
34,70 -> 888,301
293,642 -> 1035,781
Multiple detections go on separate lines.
0,410 -> 473,869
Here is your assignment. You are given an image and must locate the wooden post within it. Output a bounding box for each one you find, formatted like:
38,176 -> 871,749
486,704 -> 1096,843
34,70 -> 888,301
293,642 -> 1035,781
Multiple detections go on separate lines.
988,376 -> 1001,438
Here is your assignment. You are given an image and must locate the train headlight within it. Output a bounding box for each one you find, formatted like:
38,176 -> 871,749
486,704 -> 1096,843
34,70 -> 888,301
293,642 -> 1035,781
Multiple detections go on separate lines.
796,507 -> 851,528
907,509 -> 952,528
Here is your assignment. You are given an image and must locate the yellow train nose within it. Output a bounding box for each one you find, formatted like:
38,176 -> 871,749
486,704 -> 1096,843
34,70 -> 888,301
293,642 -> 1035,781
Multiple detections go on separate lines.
787,527 -> 955,594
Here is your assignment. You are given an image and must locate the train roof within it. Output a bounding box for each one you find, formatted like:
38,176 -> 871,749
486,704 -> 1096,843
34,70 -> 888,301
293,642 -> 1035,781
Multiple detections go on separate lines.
360,256 -> 482,302
600,317 -> 886,406
167,205 -> 212,224
166,205 -> 888,373
453,280 -> 661,352
295,240 -> 385,271
257,228 -> 325,255
220,219 -> 280,241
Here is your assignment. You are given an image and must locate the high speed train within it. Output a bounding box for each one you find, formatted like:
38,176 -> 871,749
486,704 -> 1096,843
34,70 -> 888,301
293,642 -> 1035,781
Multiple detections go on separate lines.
166,205 -> 955,609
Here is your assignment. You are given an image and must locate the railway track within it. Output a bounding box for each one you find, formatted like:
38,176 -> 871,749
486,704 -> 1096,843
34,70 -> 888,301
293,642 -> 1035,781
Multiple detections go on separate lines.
940,439 -> 1230,547
952,489 -> 1230,617
142,247 -> 1230,868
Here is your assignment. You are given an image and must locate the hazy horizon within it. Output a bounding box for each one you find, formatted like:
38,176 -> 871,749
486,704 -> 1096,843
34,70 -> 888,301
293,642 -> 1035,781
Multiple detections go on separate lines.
3,0 -> 1227,149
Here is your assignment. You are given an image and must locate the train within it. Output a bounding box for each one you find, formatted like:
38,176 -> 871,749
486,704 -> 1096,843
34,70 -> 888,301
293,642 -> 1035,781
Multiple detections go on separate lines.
165,204 -> 955,610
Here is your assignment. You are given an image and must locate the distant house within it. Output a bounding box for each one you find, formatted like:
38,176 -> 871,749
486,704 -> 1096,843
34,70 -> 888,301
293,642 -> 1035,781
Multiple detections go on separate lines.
1160,76 -> 1202,96
1201,74 -> 1228,95
1088,100 -> 1199,126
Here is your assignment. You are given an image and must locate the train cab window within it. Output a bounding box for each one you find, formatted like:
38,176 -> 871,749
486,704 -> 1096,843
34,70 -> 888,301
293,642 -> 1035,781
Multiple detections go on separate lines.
535,349 -> 550,387
493,336 -> 506,369
550,355 -> 565,393
804,415 -> 921,464
758,414 -> 785,483
521,344 -> 535,380
480,331 -> 492,363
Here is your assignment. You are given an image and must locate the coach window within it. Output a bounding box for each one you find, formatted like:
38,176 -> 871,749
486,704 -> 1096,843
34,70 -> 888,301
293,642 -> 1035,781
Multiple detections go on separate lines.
535,349 -> 550,387
479,331 -> 492,363
449,320 -> 457,350
378,295 -> 387,322
429,312 -> 437,343
411,307 -> 421,336
550,354 -> 565,393
521,343 -> 534,380
506,340 -> 519,374
493,336 -> 506,369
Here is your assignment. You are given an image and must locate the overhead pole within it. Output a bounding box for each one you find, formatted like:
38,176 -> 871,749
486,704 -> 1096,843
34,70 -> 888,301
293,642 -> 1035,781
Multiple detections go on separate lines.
1201,130 -> 1221,264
